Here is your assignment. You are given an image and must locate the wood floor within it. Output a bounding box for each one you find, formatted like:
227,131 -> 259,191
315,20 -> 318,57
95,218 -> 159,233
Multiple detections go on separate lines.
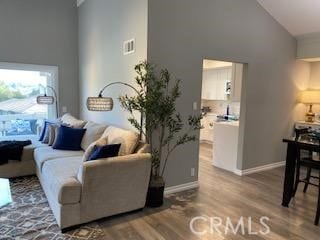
97,143 -> 320,239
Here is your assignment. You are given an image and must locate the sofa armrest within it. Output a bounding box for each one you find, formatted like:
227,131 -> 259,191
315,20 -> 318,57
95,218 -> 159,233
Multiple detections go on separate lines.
77,153 -> 151,222
77,153 -> 151,183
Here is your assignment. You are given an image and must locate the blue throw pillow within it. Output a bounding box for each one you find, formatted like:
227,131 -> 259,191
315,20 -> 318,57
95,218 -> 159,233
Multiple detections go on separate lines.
52,125 -> 86,151
39,121 -> 50,141
88,144 -> 121,161
39,120 -> 60,141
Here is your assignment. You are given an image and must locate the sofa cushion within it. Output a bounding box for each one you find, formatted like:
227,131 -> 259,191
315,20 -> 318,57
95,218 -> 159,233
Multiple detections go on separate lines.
52,126 -> 86,151
61,113 -> 86,128
42,156 -> 82,204
81,121 -> 107,150
102,126 -> 139,156
34,146 -> 83,171
135,141 -> 151,154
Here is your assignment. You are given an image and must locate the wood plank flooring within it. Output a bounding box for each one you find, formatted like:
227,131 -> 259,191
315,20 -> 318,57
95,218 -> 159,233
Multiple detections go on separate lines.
98,143 -> 320,239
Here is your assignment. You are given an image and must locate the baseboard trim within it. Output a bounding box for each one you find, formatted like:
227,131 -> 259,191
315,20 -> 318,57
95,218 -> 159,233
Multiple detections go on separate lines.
164,181 -> 199,195
233,161 -> 285,176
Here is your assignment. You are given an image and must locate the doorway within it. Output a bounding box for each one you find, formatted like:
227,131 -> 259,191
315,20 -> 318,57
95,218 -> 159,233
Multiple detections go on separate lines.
199,59 -> 244,178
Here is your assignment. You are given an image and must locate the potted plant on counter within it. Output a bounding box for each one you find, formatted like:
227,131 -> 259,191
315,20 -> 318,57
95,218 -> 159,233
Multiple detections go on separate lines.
119,61 -> 202,207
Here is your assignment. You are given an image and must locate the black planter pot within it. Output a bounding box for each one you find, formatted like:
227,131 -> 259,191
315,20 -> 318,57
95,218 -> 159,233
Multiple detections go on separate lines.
146,184 -> 165,208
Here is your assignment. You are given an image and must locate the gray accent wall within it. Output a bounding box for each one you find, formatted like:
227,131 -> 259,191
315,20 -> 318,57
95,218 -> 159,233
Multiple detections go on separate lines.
148,0 -> 297,186
78,0 -> 148,129
0,0 -> 79,117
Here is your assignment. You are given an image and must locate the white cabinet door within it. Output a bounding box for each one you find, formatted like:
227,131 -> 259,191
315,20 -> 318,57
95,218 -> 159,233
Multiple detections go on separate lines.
202,67 -> 231,100
202,70 -> 217,100
216,69 -> 224,100
231,64 -> 243,102
201,71 -> 209,99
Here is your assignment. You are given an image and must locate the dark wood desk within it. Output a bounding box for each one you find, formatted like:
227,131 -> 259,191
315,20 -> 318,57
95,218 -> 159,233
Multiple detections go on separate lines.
282,137 -> 319,207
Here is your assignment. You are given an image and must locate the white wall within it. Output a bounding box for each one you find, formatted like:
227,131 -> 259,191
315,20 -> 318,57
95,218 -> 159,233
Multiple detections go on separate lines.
297,33 -> 320,59
293,60 -> 311,121
310,62 -> 320,89
292,60 -> 320,118
309,62 -> 320,113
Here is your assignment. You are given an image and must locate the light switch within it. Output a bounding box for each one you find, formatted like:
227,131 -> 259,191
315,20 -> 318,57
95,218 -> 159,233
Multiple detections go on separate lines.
62,106 -> 67,113
193,102 -> 198,110
191,168 -> 196,177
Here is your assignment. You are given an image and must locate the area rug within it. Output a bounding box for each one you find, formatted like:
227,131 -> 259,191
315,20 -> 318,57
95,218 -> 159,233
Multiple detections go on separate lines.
0,176 -> 105,240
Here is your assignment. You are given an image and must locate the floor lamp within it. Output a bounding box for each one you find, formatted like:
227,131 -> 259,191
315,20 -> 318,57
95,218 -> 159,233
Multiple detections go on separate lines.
86,82 -> 143,139
37,85 -> 59,119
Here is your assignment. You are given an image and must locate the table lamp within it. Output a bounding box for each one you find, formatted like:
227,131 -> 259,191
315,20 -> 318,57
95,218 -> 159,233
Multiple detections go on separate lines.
299,90 -> 320,123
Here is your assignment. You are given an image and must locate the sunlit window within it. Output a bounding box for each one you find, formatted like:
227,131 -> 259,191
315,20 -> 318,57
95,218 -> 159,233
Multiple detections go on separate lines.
0,64 -> 58,137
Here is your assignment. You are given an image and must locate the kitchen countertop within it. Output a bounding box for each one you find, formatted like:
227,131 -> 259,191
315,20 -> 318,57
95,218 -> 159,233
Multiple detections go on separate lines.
206,112 -> 218,116
214,121 -> 239,126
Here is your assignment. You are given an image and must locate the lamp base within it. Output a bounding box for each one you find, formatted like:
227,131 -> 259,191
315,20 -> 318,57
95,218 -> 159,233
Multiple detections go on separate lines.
305,104 -> 315,123
305,112 -> 315,123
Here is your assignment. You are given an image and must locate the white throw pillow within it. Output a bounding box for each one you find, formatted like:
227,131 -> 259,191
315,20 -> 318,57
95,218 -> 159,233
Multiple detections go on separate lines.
82,137 -> 108,161
60,113 -> 86,128
81,121 -> 108,150
101,126 -> 139,156
136,143 -> 151,153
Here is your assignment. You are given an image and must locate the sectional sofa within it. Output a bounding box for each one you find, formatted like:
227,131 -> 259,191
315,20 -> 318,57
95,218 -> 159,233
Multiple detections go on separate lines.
0,114 -> 151,230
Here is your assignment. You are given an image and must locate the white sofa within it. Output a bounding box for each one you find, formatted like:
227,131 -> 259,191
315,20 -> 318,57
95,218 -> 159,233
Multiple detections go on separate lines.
0,135 -> 47,178
0,116 -> 151,230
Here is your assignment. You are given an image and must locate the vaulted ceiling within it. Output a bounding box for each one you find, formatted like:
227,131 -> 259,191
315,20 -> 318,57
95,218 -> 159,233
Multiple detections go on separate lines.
77,0 -> 320,37
256,0 -> 320,37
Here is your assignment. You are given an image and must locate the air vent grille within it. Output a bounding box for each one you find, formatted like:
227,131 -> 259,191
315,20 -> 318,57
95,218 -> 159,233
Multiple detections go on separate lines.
123,39 -> 135,55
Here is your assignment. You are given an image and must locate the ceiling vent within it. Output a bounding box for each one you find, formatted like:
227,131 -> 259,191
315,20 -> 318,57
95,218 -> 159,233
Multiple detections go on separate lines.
123,39 -> 135,55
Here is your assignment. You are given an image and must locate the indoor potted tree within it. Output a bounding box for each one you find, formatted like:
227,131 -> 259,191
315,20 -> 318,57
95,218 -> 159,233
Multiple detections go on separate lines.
119,61 -> 202,207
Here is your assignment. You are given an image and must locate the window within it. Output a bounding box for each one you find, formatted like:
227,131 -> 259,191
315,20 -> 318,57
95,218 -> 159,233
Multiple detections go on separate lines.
0,63 -> 58,137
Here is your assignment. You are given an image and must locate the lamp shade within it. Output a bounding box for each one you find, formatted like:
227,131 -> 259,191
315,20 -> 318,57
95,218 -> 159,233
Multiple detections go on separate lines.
37,95 -> 54,105
86,97 -> 113,111
299,90 -> 320,104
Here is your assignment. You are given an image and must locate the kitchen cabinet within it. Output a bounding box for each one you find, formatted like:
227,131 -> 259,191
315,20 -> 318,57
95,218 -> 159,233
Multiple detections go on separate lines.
201,67 -> 231,101
201,64 -> 242,102
231,63 -> 243,102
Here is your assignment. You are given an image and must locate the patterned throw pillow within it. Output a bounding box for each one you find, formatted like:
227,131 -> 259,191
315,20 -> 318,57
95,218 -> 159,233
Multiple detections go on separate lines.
39,121 -> 50,141
39,119 -> 61,143
52,126 -> 60,146
48,124 -> 59,146
42,123 -> 51,144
